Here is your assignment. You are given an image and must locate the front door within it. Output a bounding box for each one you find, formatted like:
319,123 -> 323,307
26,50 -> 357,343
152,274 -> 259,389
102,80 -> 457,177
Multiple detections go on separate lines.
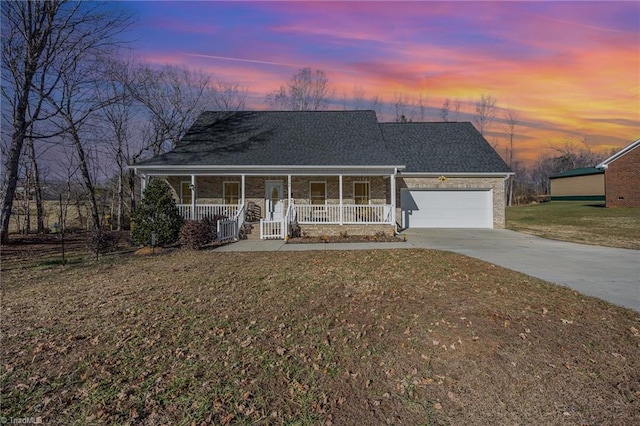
265,181 -> 284,220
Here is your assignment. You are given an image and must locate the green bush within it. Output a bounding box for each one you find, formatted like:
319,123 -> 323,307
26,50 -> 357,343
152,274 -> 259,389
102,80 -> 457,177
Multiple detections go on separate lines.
131,179 -> 183,246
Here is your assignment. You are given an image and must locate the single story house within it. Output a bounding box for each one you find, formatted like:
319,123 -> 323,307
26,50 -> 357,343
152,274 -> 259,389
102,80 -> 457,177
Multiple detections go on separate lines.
549,167 -> 605,201
131,111 -> 512,239
596,138 -> 640,208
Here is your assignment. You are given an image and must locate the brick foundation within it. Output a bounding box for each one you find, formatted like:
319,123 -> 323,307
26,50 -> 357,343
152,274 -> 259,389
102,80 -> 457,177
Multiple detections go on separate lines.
299,224 -> 396,237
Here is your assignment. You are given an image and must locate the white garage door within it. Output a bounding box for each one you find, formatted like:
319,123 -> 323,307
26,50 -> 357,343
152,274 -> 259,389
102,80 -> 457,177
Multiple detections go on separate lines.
401,189 -> 493,228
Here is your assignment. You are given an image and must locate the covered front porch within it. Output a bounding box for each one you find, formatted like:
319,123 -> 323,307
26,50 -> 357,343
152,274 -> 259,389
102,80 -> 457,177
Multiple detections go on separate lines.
140,168 -> 398,240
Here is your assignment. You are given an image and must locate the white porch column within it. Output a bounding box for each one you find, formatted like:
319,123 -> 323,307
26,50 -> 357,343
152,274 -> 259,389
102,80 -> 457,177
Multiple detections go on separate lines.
287,174 -> 292,206
241,174 -> 246,207
140,175 -> 147,199
190,174 -> 196,220
339,174 -> 343,225
390,169 -> 397,225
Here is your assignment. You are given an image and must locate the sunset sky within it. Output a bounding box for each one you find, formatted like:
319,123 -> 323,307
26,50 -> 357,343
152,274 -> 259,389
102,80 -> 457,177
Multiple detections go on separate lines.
126,1 -> 640,165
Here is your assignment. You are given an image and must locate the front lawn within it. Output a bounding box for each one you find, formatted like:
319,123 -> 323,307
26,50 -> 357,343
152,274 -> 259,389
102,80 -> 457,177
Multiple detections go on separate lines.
2,249 -> 638,425
506,201 -> 640,249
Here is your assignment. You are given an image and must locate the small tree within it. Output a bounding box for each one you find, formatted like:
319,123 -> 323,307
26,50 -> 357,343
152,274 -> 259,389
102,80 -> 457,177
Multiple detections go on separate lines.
131,179 -> 183,246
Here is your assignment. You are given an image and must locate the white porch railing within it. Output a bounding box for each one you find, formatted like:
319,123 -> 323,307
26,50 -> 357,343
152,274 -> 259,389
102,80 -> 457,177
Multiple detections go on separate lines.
260,219 -> 284,239
216,218 -> 237,243
216,205 -> 245,243
177,204 -> 240,221
259,203 -> 294,240
294,204 -> 392,224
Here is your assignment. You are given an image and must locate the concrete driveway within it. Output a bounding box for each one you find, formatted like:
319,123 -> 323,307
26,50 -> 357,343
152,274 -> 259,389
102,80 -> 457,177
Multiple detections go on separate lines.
401,229 -> 640,312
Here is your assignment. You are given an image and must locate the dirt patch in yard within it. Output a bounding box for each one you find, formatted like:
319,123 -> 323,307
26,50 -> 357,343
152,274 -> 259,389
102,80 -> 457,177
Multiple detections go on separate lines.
2,248 -> 638,425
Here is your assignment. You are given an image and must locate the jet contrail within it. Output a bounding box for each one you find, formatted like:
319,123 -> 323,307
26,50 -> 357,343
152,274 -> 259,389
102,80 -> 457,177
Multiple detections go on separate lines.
183,53 -> 301,68
183,53 -> 353,74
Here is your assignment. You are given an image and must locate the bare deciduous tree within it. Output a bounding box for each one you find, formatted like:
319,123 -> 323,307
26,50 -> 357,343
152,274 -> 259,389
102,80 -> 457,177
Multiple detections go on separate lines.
0,0 -> 132,242
97,57 -> 138,230
474,94 -> 498,136
504,108 -> 520,206
266,67 -> 331,111
416,92 -> 429,122
392,92 -> 414,122
369,95 -> 384,119
352,86 -> 366,110
452,98 -> 462,121
440,98 -> 451,122
129,64 -> 216,155
213,81 -> 248,111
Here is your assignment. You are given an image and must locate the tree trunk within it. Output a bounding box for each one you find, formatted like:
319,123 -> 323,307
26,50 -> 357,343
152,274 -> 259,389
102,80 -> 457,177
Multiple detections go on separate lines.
26,137 -> 45,233
1,109 -> 29,244
129,168 -> 137,215
117,170 -> 124,231
69,126 -> 100,232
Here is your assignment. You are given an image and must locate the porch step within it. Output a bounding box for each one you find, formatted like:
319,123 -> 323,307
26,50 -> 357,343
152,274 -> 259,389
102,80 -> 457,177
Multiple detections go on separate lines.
241,222 -> 261,240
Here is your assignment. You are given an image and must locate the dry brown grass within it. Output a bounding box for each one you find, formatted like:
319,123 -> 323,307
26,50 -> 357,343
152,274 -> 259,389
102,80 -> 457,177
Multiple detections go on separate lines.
2,246 -> 639,425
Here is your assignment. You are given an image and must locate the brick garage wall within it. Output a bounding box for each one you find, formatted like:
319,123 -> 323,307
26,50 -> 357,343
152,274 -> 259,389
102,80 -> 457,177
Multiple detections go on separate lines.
396,176 -> 507,228
605,146 -> 640,207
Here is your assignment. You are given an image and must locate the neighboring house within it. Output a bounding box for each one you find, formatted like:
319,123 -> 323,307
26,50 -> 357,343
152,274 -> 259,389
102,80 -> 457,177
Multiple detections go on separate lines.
131,111 -> 512,239
596,138 -> 640,208
549,167 -> 605,201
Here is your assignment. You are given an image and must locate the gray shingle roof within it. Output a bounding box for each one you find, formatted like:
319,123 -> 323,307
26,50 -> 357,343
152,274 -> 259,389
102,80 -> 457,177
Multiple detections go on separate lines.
135,110 -> 400,167
380,122 -> 512,173
135,111 -> 511,174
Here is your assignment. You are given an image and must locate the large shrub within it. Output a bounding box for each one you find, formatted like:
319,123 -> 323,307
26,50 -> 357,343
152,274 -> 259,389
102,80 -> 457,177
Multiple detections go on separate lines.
179,219 -> 215,249
131,179 -> 183,246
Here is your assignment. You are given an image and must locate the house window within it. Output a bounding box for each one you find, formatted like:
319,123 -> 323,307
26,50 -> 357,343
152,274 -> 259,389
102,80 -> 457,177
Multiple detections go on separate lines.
180,181 -> 192,204
354,181 -> 370,205
310,181 -> 326,205
223,181 -> 240,204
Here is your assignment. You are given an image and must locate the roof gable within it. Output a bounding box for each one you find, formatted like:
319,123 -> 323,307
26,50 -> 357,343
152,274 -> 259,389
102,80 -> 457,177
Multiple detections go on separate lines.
379,122 -> 512,174
597,138 -> 640,169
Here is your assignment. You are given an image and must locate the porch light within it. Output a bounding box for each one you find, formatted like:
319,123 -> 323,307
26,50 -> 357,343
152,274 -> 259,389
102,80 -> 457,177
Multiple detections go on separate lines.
437,176 -> 448,182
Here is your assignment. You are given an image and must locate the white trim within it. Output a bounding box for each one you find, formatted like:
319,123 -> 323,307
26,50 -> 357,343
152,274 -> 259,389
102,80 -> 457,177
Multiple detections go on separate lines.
140,175 -> 147,198
339,175 -> 343,225
223,180 -> 240,205
241,174 -> 245,207
398,172 -> 514,177
390,169 -> 397,225
131,164 -> 405,171
130,165 -> 403,178
596,138 -> 640,169
190,175 -> 197,220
